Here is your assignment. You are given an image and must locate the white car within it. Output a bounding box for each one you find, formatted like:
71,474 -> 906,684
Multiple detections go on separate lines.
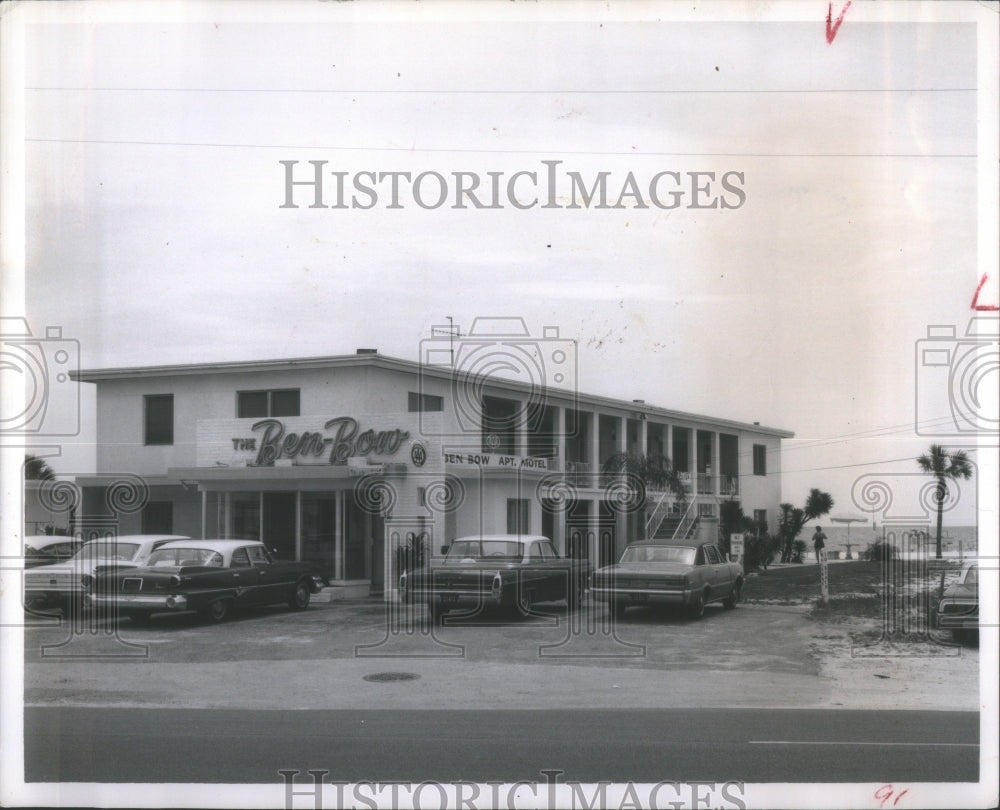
24,535 -> 189,610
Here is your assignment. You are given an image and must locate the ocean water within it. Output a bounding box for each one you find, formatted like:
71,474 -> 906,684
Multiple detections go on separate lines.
808,524 -> 979,557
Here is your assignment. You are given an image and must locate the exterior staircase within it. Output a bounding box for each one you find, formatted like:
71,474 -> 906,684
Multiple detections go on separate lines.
653,515 -> 699,540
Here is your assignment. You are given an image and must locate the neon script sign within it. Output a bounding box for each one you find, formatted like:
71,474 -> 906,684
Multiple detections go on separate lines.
247,417 -> 410,466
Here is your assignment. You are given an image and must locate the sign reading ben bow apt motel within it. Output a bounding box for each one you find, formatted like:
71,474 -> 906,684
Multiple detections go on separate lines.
200,416 -> 549,471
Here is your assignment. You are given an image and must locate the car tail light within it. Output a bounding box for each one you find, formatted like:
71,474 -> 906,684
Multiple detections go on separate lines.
491,571 -> 502,599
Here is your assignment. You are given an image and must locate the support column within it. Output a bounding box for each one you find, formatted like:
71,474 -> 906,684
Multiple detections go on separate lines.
589,412 -> 599,488
556,406 -> 566,473
639,418 -> 648,457
334,490 -> 344,581
712,431 -> 721,496
295,490 -> 302,561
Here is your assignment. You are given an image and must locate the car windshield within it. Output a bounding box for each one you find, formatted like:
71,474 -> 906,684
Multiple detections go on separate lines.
145,548 -> 225,567
73,542 -> 140,562
620,545 -> 696,565
444,540 -> 524,563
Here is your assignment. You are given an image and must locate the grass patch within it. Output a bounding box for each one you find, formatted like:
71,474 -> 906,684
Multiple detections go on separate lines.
743,561 -> 883,602
743,560 -> 965,623
809,594 -> 883,622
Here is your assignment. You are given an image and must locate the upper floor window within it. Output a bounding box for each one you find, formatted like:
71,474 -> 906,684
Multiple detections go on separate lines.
238,389 -> 300,418
753,444 -> 767,476
408,392 -> 443,412
144,394 -> 174,445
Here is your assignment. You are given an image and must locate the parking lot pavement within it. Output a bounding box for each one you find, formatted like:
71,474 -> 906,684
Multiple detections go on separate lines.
21,597 -> 979,712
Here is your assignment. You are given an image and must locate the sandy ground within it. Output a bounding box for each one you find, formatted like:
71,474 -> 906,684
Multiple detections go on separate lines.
22,601 -> 981,712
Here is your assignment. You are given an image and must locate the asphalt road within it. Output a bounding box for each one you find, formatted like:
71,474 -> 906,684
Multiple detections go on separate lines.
25,706 -> 979,784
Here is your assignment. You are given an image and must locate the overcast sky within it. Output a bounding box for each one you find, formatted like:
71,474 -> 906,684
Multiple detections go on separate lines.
14,1 -> 999,528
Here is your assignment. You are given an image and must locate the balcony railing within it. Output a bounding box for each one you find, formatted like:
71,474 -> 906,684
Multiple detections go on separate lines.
696,473 -> 715,494
720,475 -> 739,497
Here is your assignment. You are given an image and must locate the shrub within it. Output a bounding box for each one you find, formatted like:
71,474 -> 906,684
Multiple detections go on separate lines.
863,540 -> 899,561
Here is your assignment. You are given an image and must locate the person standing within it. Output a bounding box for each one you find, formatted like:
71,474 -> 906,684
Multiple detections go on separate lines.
812,526 -> 827,563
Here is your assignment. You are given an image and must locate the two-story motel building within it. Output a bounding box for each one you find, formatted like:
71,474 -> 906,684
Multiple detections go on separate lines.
69,348 -> 792,599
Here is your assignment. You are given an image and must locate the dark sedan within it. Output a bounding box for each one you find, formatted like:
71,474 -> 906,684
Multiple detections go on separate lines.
87,539 -> 326,624
590,538 -> 744,619
399,534 -> 591,621
937,560 -> 978,642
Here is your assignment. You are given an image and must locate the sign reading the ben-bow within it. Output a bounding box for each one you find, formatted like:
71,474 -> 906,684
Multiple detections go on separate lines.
240,417 -> 410,465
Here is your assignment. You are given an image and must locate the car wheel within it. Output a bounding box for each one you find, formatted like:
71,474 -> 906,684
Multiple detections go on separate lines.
516,589 -> 535,619
129,611 -> 153,625
202,599 -> 230,623
723,579 -> 743,609
687,591 -> 706,620
288,581 -> 311,611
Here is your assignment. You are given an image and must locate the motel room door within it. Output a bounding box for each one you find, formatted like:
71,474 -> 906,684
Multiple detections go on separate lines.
263,492 -> 297,560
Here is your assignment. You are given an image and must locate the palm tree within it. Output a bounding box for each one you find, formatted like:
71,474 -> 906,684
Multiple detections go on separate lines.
803,488 -> 834,522
601,451 -> 686,500
24,454 -> 56,481
917,445 -> 973,559
778,489 -> 833,562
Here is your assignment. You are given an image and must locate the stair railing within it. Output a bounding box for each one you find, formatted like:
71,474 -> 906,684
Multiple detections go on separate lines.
671,497 -> 698,542
644,487 -> 673,539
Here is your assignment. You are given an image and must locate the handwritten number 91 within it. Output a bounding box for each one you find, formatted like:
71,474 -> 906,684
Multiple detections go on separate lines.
875,785 -> 909,808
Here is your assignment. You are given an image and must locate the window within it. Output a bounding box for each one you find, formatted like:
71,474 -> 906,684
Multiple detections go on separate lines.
408,392 -> 443,412
753,444 -> 767,476
527,542 -> 544,562
238,389 -> 300,418
506,498 -> 530,535
541,541 -> 558,560
753,509 -> 768,532
697,502 -> 716,518
246,546 -> 270,565
144,395 -> 174,445
231,548 -> 252,568
704,545 -> 721,565
141,502 -> 173,534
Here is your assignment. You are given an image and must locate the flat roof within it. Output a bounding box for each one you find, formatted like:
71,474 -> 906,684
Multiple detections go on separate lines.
71,351 -> 793,438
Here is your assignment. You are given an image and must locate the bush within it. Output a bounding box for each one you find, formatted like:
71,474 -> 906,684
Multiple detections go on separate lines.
743,532 -> 780,572
863,540 -> 899,561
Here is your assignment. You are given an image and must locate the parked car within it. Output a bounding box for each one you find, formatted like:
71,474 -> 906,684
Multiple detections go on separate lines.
87,539 -> 326,624
24,535 -> 84,569
24,534 -> 189,610
936,560 -> 978,641
590,538 -> 744,619
399,534 -> 591,621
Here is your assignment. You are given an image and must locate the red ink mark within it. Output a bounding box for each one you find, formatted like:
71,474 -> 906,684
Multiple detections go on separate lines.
875,785 -> 910,808
826,1 -> 852,44
971,273 -> 999,311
